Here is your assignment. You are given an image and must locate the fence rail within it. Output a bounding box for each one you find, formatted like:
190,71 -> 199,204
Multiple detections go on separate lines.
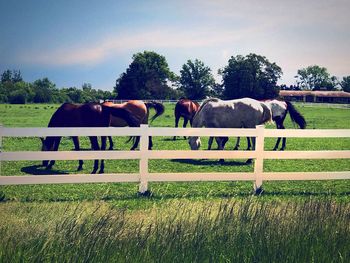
1,125 -> 350,194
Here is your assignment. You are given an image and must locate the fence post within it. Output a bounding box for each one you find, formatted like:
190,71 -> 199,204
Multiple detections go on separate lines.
138,124 -> 150,196
253,125 -> 265,195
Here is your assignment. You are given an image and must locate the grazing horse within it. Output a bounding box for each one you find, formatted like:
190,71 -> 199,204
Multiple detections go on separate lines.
189,98 -> 272,163
102,100 -> 164,150
40,102 -> 139,174
173,98 -> 200,140
220,99 -> 307,151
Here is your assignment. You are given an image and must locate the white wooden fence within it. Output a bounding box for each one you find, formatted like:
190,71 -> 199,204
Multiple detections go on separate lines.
0,125 -> 350,194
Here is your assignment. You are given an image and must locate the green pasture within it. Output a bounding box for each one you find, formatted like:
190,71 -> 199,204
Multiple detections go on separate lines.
0,103 -> 350,262
0,103 -> 349,203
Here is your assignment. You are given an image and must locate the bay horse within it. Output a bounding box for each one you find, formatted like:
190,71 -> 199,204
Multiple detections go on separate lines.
102,100 -> 164,150
212,99 -> 307,151
189,98 -> 272,163
40,102 -> 139,174
173,98 -> 200,140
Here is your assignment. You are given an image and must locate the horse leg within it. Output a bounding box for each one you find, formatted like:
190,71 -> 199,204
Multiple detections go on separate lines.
222,137 -> 229,148
173,116 -> 180,140
246,137 -> 252,150
208,136 -> 214,150
108,136 -> 114,150
216,137 -> 226,163
98,136 -> 107,174
234,137 -> 241,150
131,136 -> 140,150
246,137 -> 255,164
89,136 -> 100,174
280,124 -> 286,151
183,118 -> 189,139
148,136 -> 153,150
47,137 -> 61,170
273,119 -> 284,151
72,136 -> 84,171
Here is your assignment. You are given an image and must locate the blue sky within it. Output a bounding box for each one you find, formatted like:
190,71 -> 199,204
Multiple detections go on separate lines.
1,0 -> 349,90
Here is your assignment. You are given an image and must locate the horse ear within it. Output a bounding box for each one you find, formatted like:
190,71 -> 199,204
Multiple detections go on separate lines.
40,137 -> 45,143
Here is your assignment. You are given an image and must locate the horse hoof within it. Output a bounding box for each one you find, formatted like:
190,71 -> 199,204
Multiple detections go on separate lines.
98,170 -> 104,174
246,159 -> 253,164
219,159 -> 225,164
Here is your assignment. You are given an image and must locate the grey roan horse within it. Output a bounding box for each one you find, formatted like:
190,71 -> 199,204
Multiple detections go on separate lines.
208,99 -> 307,151
189,98 -> 272,163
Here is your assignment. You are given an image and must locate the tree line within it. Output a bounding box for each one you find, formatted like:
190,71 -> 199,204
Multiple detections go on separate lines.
1,51 -> 350,104
0,71 -> 114,104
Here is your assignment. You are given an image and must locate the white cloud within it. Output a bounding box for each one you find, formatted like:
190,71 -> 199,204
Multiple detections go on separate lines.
19,26 -> 263,66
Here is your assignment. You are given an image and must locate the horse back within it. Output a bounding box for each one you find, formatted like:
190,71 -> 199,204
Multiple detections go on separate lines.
175,99 -> 199,119
49,103 -> 107,127
103,100 -> 145,126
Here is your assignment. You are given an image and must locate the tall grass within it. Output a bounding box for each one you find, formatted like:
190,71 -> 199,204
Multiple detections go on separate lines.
1,198 -> 349,262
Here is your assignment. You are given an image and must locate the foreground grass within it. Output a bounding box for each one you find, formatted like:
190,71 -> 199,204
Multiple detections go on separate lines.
1,198 -> 349,262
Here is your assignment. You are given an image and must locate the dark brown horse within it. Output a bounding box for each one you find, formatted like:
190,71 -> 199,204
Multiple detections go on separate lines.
103,100 -> 164,150
41,102 -> 139,174
173,98 -> 200,140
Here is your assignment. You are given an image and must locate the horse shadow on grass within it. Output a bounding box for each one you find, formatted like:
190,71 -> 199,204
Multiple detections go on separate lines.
21,165 -> 69,175
170,158 -> 249,166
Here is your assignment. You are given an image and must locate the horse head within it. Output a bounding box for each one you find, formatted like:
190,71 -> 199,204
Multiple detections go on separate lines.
189,136 -> 201,150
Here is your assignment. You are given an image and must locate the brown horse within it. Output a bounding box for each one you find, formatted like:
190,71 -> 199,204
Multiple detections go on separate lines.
173,98 -> 200,140
41,102 -> 139,174
102,100 -> 164,150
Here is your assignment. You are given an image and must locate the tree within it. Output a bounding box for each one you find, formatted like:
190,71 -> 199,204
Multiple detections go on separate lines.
115,51 -> 176,99
340,76 -> 350,92
179,59 -> 215,100
33,78 -> 56,103
1,70 -> 12,83
295,65 -> 337,90
220,53 -> 282,100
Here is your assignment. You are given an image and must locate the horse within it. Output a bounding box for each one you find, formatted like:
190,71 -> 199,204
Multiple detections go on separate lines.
40,102 -> 139,174
210,99 -> 307,151
189,98 -> 272,163
102,100 -> 164,150
173,98 -> 200,140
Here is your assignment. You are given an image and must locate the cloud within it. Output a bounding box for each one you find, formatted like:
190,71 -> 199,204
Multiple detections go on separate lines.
19,26 -> 262,66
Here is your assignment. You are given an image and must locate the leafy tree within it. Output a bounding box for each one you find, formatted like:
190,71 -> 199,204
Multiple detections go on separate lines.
8,89 -> 27,104
32,78 -> 56,103
179,59 -> 215,100
209,83 -> 224,98
12,70 -> 23,83
295,65 -> 337,90
115,51 -> 176,99
220,53 -> 282,100
340,76 -> 350,92
1,70 -> 12,83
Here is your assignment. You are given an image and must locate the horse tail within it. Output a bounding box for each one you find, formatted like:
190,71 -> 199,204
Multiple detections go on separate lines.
103,105 -> 140,127
145,101 -> 165,123
285,101 -> 306,129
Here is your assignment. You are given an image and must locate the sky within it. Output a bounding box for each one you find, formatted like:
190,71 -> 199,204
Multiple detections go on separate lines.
0,0 -> 349,91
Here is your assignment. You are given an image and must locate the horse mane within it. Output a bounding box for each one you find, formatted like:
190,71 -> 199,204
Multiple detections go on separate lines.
285,101 -> 307,129
192,98 -> 220,126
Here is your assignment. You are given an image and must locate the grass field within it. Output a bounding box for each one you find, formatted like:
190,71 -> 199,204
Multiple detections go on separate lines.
0,103 -> 350,262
